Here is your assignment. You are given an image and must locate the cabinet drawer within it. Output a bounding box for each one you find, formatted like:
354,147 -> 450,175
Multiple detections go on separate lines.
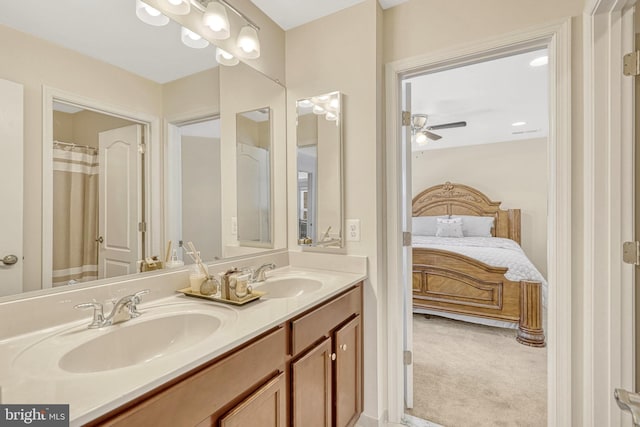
101,327 -> 286,427
291,284 -> 361,355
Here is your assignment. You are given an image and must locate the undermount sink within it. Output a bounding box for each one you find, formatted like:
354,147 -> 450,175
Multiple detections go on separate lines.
13,301 -> 235,375
257,277 -> 323,298
59,312 -> 221,373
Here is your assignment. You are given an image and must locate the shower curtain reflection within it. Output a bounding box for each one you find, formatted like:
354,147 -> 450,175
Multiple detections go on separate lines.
52,142 -> 99,286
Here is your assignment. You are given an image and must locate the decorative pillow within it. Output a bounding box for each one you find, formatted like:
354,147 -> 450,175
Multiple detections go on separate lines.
435,217 -> 464,238
412,216 -> 447,236
451,215 -> 495,237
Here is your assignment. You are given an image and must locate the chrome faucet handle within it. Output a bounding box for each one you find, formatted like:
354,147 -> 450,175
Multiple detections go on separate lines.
130,289 -> 150,317
74,302 -> 105,328
253,263 -> 276,282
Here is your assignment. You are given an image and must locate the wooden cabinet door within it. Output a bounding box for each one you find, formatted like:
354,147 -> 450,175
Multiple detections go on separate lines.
292,337 -> 333,427
334,315 -> 362,427
219,373 -> 286,427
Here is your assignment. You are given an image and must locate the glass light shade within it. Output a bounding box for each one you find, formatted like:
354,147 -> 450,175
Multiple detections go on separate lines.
215,47 -> 239,66
312,104 -> 326,115
297,99 -> 313,108
325,111 -> 338,121
181,27 -> 209,49
237,25 -> 260,59
160,0 -> 190,15
327,97 -> 340,112
203,2 -> 230,39
415,132 -> 428,145
136,0 -> 169,26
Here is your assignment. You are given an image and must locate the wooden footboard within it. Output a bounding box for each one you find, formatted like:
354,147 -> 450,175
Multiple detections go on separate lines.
413,248 -> 545,347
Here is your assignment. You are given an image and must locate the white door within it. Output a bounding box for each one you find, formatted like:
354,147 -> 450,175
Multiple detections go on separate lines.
237,143 -> 270,243
0,79 -> 23,296
98,124 -> 142,278
402,82 -> 414,408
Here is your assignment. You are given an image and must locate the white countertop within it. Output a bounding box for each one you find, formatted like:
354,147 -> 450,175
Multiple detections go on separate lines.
0,266 -> 365,426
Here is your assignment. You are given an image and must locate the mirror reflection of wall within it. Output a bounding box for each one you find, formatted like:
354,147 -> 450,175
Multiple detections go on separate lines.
166,118 -> 222,265
236,108 -> 271,246
296,92 -> 343,248
51,102 -> 143,286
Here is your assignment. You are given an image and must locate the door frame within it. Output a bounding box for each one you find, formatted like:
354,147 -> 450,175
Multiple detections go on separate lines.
384,19 -> 572,425
42,86 -> 161,288
582,0 -> 636,425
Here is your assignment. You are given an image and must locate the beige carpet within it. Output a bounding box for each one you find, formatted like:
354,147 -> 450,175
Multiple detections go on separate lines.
405,315 -> 547,427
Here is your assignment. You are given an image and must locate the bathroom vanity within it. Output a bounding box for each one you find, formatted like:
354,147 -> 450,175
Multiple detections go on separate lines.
0,258 -> 365,427
90,283 -> 362,427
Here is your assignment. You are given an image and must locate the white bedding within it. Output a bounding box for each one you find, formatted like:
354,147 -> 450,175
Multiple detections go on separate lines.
412,236 -> 548,328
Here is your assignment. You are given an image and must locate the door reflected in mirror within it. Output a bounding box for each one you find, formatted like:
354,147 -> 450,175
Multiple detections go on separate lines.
236,108 -> 272,247
296,92 -> 343,248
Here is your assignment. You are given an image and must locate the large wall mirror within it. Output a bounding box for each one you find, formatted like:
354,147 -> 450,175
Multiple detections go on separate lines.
296,91 -> 343,248
0,0 -> 287,300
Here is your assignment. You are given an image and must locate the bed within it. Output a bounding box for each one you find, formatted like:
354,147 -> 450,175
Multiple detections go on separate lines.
411,182 -> 546,347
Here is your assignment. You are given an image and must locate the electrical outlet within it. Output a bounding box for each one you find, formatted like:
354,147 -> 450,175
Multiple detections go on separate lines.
346,219 -> 360,241
231,216 -> 237,235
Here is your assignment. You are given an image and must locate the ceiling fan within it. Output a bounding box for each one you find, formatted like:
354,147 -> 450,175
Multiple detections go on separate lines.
411,114 -> 467,143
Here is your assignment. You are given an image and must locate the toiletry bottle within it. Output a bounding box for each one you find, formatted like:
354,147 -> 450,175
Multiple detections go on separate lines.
166,250 -> 184,269
189,264 -> 206,293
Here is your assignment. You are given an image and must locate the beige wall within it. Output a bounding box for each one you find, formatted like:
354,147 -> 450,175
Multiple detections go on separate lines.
54,110 -> 135,149
163,68 -> 219,120
412,138 -> 548,276
286,0 -> 383,419
0,24 -> 163,292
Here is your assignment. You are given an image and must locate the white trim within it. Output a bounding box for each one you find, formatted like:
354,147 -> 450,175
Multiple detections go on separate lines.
42,86 -> 161,288
384,19 -> 572,426
582,1 -> 636,425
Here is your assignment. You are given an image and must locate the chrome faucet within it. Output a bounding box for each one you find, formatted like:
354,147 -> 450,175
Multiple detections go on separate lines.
75,289 -> 150,329
252,263 -> 276,282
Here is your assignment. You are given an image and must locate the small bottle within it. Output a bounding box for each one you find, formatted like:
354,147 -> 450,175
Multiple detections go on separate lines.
166,250 -> 184,269
189,264 -> 206,293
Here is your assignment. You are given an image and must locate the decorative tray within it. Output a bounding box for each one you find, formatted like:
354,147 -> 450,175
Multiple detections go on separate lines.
177,287 -> 265,305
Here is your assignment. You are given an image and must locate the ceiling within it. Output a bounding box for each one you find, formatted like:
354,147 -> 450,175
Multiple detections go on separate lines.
406,48 -> 549,151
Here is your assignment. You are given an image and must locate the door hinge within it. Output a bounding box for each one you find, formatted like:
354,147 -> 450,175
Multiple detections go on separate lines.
138,221 -> 147,233
403,350 -> 412,365
623,51 -> 640,76
138,143 -> 146,154
401,111 -> 411,126
623,241 -> 640,265
402,231 -> 412,247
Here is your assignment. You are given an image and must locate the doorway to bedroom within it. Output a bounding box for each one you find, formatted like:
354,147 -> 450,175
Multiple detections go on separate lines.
402,48 -> 549,427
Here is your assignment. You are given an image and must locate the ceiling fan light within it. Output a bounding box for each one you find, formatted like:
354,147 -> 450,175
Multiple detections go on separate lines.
136,0 -> 169,26
412,114 -> 428,130
415,132 -> 428,144
160,0 -> 190,15
181,27 -> 209,49
215,47 -> 239,66
204,1 -> 230,39
237,25 -> 260,59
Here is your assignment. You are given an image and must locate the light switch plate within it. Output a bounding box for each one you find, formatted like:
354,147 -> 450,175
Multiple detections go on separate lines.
346,219 -> 360,241
231,217 -> 237,235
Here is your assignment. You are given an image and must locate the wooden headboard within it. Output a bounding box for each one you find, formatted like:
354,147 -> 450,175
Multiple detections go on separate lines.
412,182 -> 521,244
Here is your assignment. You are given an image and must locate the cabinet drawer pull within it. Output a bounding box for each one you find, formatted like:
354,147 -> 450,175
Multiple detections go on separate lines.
330,353 -> 336,361
340,344 -> 347,351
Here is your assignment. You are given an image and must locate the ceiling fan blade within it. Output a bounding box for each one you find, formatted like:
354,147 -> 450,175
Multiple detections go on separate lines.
427,121 -> 467,131
424,130 -> 442,141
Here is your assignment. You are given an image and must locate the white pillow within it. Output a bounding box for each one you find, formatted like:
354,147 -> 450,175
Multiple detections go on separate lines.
412,216 -> 446,236
451,215 -> 495,237
435,217 -> 464,238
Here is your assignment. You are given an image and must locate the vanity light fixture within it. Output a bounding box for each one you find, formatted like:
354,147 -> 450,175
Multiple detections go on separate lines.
325,111 -> 338,121
312,104 -> 326,115
203,1 -> 230,39
160,0 -> 191,15
328,97 -> 340,111
135,0 -> 170,26
181,27 -> 210,48
216,47 -> 239,66
297,99 -> 313,108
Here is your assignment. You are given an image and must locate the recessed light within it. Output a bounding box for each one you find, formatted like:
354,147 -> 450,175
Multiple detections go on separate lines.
512,121 -> 527,127
529,56 -> 548,67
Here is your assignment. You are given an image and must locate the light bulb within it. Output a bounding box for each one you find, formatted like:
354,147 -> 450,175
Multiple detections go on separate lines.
136,0 -> 169,26
215,47 -> 239,66
237,25 -> 260,59
415,132 -> 428,144
203,2 -> 230,39
181,27 -> 209,49
161,0 -> 190,15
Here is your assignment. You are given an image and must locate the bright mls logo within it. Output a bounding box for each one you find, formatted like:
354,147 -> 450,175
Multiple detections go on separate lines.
0,405 -> 69,426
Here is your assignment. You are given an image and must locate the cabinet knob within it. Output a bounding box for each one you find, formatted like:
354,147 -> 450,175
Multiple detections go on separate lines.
340,344 -> 348,351
330,353 -> 336,361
